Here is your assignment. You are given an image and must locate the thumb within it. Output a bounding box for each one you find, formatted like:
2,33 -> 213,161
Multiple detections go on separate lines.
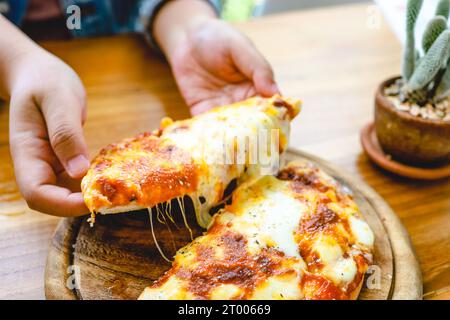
253,67 -> 280,97
41,91 -> 90,179
230,36 -> 280,97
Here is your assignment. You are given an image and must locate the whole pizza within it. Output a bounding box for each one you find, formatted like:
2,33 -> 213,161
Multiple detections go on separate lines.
81,96 -> 374,300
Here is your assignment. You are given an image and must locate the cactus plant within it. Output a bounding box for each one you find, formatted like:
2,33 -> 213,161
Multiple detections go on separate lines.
402,0 -> 423,81
436,0 -> 450,19
422,16 -> 447,53
401,0 -> 450,105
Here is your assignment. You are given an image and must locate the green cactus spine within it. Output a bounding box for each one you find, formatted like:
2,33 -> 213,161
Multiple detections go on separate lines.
408,30 -> 450,91
402,0 -> 424,81
422,16 -> 447,53
435,59 -> 450,98
435,0 -> 450,19
400,0 -> 450,104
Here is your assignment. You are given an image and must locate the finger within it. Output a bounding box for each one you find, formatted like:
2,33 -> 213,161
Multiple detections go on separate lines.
230,36 -> 280,97
27,184 -> 87,217
190,81 -> 259,116
253,68 -> 280,97
57,171 -> 83,192
190,103 -> 213,116
15,148 -> 88,217
39,89 -> 90,179
190,96 -> 228,115
9,101 -> 89,216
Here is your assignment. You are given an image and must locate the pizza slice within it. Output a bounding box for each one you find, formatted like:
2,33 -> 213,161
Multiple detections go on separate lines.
81,96 -> 301,227
139,160 -> 374,300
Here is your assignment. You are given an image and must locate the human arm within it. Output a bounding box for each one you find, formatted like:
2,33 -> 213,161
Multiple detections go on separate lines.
152,0 -> 279,115
0,15 -> 89,216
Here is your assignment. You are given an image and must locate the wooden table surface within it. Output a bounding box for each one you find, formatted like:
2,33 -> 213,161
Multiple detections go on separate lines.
0,3 -> 448,300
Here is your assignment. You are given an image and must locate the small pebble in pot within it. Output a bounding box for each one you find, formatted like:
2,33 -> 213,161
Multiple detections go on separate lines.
410,105 -> 420,117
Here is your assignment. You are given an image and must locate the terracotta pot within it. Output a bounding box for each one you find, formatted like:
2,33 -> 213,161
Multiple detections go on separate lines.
375,76 -> 450,167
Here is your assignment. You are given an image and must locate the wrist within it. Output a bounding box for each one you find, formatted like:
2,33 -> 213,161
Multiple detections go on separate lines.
153,0 -> 217,63
1,46 -> 41,99
7,48 -> 48,96
0,15 -> 41,98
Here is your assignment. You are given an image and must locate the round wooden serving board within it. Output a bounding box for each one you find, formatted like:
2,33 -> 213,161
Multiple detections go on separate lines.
45,149 -> 422,300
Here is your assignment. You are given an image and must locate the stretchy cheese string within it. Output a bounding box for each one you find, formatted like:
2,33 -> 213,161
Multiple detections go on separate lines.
212,193 -> 233,210
156,203 -> 165,224
177,196 -> 193,241
148,197 -> 195,262
165,201 -> 176,225
159,205 -> 177,253
148,208 -> 171,263
192,194 -> 212,231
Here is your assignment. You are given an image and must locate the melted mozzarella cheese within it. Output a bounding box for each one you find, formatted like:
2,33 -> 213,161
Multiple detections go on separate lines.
253,184 -> 307,258
313,236 -> 344,265
250,273 -> 303,300
217,177 -> 307,258
210,284 -> 242,300
349,216 -> 374,247
323,257 -> 357,285
142,277 -> 187,300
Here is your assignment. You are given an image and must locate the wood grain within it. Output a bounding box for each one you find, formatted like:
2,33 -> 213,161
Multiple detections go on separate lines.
0,3 -> 448,300
46,150 -> 422,300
